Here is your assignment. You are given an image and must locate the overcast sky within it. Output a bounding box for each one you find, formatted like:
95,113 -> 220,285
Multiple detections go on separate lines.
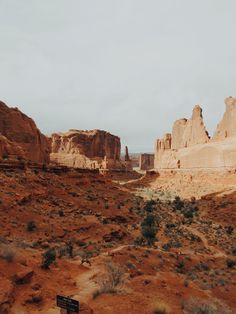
0,0 -> 236,152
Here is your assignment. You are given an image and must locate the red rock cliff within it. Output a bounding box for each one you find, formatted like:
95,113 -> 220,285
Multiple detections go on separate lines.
0,101 -> 50,163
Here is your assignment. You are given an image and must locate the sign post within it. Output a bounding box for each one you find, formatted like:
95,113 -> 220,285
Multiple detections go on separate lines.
57,295 -> 79,314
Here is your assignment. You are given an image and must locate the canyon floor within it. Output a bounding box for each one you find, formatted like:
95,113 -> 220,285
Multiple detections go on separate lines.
0,165 -> 236,314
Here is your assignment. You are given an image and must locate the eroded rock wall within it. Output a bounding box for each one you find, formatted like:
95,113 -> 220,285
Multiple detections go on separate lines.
139,153 -> 154,170
213,97 -> 236,140
0,101 -> 50,163
154,98 -> 236,170
50,129 -> 123,169
172,105 -> 209,149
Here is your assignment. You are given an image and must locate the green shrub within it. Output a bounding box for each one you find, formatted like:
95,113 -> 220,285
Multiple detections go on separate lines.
172,196 -> 184,211
226,259 -> 236,268
58,210 -> 64,217
141,214 -> 157,246
143,200 -> 156,212
66,241 -> 74,258
27,221 -> 36,232
41,248 -> 56,269
226,226 -> 234,235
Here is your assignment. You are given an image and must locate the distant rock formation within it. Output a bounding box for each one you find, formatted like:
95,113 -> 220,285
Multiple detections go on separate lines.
154,98 -> 236,169
172,105 -> 209,149
125,146 -> 130,161
213,97 -> 236,140
124,146 -> 133,171
139,153 -> 154,170
0,101 -> 50,163
50,129 -> 123,169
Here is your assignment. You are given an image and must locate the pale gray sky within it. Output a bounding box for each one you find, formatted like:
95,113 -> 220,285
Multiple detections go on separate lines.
0,0 -> 235,152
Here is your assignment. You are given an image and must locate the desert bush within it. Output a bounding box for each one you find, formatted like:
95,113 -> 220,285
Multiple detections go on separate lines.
195,262 -> 209,272
133,236 -> 144,246
27,221 -> 36,232
162,242 -> 171,251
152,300 -> 170,314
190,234 -> 201,242
165,223 -> 176,229
58,210 -> 64,217
176,260 -> 185,273
172,196 -> 184,211
184,210 -> 193,219
41,248 -> 56,269
183,297 -> 230,314
143,200 -> 156,212
93,262 -> 125,299
141,214 -> 157,246
226,258 -> 236,268
225,226 -> 234,235
66,241 -> 74,258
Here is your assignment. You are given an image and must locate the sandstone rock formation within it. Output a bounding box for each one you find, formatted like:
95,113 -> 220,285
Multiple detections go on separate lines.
50,129 -> 123,169
156,133 -> 172,151
172,105 -> 209,149
125,146 -> 130,162
0,135 -> 25,160
139,153 -> 154,170
213,96 -> 236,140
0,101 -> 50,163
154,98 -> 236,170
124,146 -> 133,171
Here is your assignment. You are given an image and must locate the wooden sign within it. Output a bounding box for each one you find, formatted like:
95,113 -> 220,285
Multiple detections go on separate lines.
57,295 -> 79,313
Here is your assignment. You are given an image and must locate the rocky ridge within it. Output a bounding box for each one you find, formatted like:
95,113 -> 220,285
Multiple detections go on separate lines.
155,97 -> 236,169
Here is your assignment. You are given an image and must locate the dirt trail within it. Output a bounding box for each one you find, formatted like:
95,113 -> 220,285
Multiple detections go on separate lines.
184,225 -> 227,258
72,221 -> 228,304
73,245 -> 129,303
74,266 -> 100,303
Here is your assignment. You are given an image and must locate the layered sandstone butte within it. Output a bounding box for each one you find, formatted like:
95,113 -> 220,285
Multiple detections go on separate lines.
155,97 -> 236,169
50,129 -> 123,169
139,153 -> 154,170
0,101 -> 50,163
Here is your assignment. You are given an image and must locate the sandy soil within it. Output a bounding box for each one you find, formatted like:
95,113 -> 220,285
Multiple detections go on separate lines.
0,166 -> 236,313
